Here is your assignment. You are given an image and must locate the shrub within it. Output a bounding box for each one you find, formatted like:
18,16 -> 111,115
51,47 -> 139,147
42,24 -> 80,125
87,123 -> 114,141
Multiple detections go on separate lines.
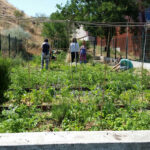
0,57 -> 11,103
14,10 -> 24,18
2,26 -> 31,40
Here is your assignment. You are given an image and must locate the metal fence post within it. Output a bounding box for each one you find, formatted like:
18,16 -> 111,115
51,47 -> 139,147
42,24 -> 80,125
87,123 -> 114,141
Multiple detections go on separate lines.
112,38 -> 114,59
15,37 -> 17,55
141,24 -> 147,62
93,37 -> 96,58
101,39 -> 102,56
8,34 -> 10,57
126,23 -> 129,59
115,38 -> 117,59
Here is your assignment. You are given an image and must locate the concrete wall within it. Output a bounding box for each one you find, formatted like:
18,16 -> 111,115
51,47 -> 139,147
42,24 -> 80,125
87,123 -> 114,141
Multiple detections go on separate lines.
0,131 -> 150,150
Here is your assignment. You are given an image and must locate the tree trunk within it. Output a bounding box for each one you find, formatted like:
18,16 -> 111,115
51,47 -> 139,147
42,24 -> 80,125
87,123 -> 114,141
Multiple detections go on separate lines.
105,27 -> 115,58
106,28 -> 113,58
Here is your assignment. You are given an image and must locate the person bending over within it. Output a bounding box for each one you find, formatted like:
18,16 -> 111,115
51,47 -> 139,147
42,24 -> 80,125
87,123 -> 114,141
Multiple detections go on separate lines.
112,58 -> 133,71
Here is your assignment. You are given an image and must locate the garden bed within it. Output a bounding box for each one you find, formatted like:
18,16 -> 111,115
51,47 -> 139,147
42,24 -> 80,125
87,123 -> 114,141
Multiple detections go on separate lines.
0,53 -> 150,132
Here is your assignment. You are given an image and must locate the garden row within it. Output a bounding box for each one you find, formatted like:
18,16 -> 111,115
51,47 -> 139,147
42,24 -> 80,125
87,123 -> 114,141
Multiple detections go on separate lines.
0,52 -> 150,132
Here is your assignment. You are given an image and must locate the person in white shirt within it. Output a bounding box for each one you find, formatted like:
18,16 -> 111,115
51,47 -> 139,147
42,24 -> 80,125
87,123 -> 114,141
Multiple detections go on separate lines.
69,38 -> 79,63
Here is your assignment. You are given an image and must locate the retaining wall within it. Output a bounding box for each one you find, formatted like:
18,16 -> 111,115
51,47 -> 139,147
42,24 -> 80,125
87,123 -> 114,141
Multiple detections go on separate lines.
0,131 -> 150,150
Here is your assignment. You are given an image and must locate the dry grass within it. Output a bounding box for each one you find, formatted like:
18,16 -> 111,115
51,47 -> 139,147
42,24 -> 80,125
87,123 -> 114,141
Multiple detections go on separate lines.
0,0 -> 44,55
66,52 -> 71,63
0,0 -> 17,16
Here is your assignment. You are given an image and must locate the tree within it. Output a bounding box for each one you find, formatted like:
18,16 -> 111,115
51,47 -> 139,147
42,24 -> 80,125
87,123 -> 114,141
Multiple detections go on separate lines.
42,11 -> 69,50
57,0 -> 150,57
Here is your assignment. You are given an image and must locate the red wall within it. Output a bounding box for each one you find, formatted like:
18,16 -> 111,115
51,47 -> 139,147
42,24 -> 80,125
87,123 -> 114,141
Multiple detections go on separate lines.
97,28 -> 142,57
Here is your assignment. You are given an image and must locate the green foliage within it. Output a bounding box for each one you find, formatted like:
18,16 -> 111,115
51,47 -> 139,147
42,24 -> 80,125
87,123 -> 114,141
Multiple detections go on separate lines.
57,0 -> 149,57
0,104 -> 39,132
10,54 -> 25,66
21,87 -> 54,105
52,102 -> 70,124
0,57 -> 11,103
56,51 -> 67,62
42,12 -> 69,50
141,69 -> 150,89
1,52 -> 150,132
62,100 -> 98,131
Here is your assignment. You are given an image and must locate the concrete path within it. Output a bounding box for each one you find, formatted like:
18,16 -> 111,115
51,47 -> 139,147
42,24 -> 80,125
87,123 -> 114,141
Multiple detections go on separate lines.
0,131 -> 150,150
132,61 -> 150,70
98,56 -> 150,70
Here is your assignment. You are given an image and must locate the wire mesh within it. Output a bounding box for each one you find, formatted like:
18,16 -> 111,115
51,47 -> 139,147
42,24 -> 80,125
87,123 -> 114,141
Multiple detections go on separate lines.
0,34 -> 25,57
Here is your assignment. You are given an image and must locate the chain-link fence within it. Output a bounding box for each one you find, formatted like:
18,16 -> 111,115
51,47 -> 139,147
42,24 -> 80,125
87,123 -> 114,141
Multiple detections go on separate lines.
91,27 -> 150,63
96,35 -> 142,61
0,34 -> 25,57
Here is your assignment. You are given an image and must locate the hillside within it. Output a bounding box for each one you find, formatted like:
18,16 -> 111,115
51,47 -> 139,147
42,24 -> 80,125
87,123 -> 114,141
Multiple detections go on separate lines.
0,0 -> 17,30
0,0 -> 43,55
0,0 -> 17,16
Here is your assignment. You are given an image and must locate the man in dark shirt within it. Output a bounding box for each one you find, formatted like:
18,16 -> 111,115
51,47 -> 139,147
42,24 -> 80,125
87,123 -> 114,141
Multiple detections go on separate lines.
41,39 -> 51,69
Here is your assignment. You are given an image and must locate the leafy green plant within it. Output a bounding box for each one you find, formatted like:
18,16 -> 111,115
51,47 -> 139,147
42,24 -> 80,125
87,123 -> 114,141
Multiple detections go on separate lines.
61,100 -> 98,131
51,102 -> 70,125
0,57 -> 11,103
1,52 -> 150,132
22,87 -> 55,105
0,104 -> 40,132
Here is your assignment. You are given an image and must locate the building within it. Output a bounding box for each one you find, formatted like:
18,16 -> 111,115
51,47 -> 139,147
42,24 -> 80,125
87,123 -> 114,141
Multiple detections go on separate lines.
75,25 -> 95,42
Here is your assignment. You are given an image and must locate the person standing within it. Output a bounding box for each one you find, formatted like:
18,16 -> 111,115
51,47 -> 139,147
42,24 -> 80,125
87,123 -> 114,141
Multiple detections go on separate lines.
80,41 -> 87,63
69,38 -> 79,63
41,39 -> 51,70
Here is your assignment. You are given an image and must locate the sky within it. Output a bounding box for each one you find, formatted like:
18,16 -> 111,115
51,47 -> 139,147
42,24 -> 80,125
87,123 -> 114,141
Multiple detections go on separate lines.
7,0 -> 68,17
